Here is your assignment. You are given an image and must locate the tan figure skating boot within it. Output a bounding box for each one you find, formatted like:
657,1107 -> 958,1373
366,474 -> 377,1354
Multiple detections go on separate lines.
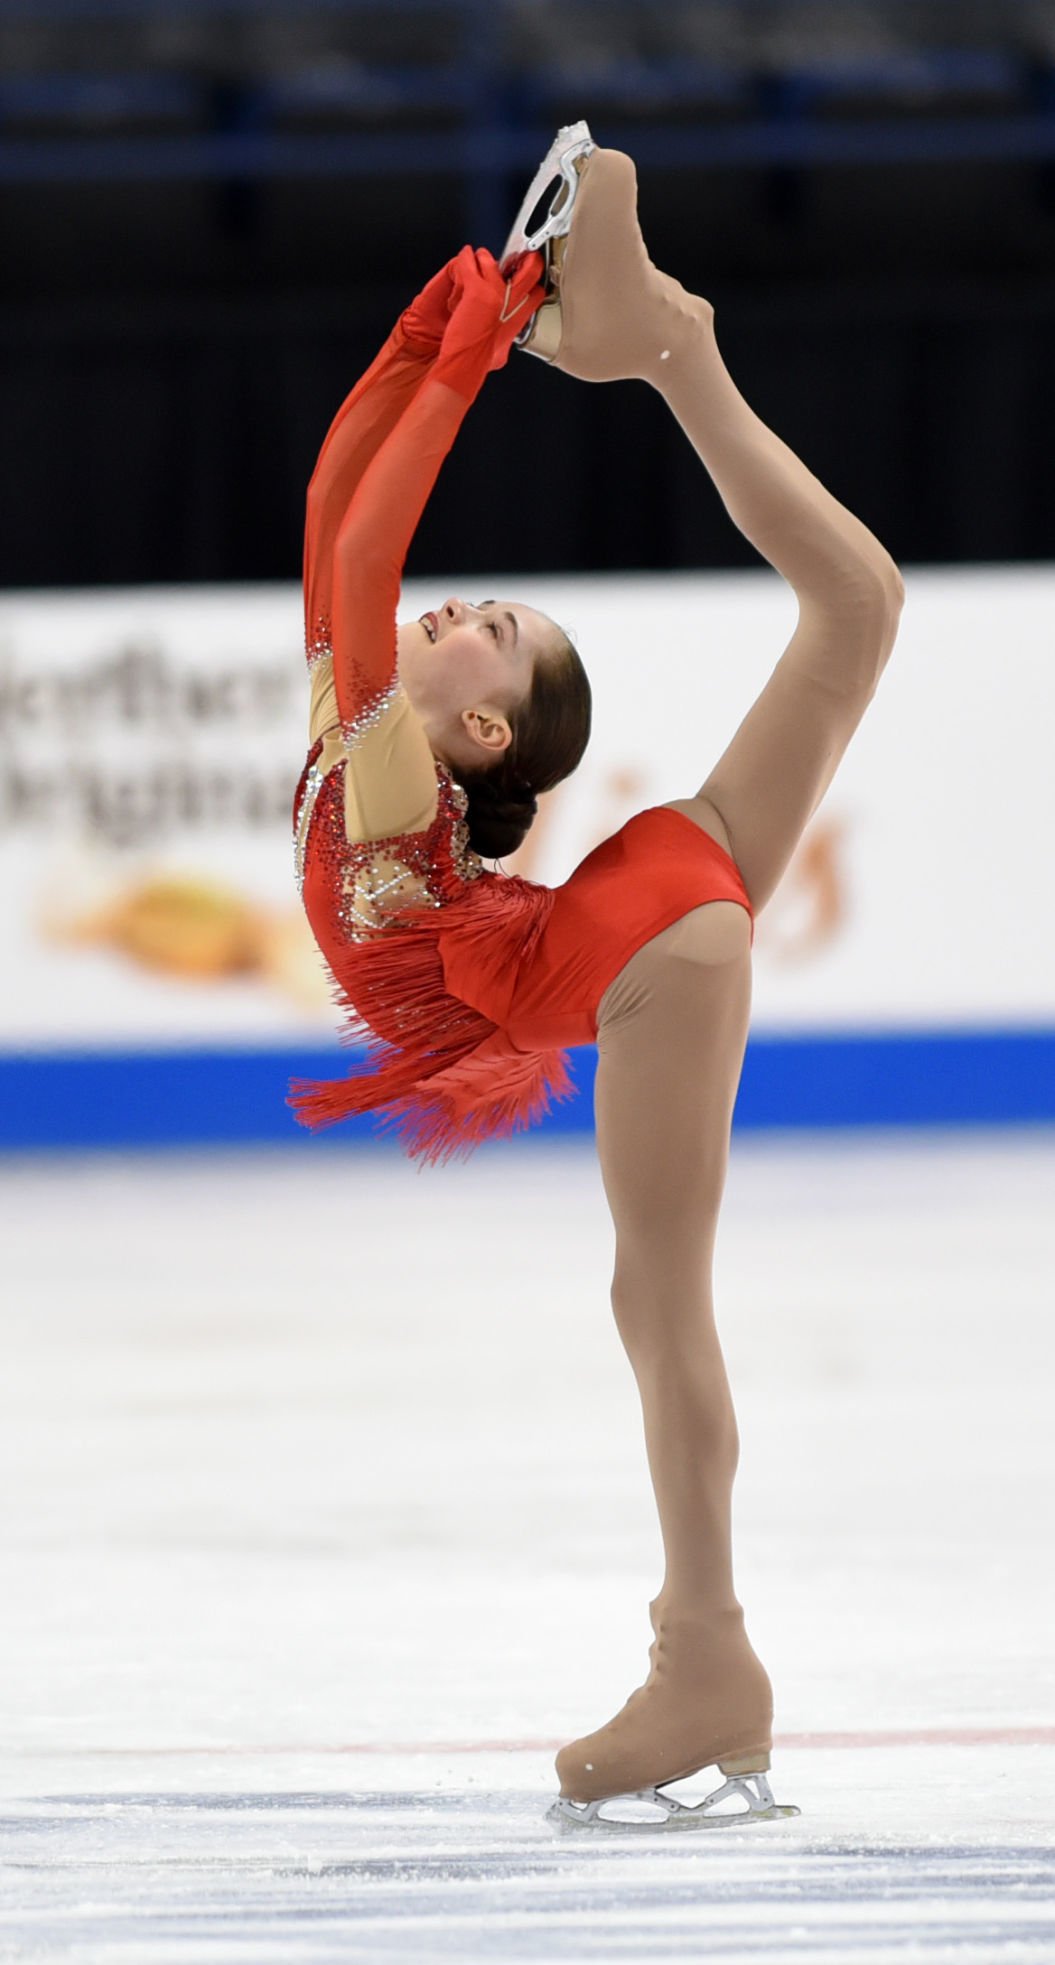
501,123 -> 708,383
550,1598 -> 799,1832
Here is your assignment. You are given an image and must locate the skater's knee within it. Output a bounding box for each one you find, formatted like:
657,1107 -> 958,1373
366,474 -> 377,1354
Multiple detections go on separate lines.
609,1257 -> 722,1367
610,1237 -> 712,1339
609,1260 -> 704,1357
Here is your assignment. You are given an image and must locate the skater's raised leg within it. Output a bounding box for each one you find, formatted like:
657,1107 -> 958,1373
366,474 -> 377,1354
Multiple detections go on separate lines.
541,145 -> 904,911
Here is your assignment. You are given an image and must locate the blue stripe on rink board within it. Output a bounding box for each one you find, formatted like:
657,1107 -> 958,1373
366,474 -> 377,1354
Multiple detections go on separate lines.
2,1027 -> 1055,1150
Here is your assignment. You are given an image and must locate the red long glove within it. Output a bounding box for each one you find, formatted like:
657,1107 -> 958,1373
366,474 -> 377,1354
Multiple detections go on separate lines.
396,258 -> 461,356
433,247 -> 545,400
305,257 -> 461,652
309,245 -> 543,740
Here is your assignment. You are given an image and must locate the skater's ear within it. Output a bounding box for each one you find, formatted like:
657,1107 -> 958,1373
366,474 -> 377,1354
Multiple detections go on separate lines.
458,704 -> 515,759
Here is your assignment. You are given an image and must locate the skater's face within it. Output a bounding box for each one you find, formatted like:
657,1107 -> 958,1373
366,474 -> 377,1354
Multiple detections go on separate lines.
397,596 -> 563,773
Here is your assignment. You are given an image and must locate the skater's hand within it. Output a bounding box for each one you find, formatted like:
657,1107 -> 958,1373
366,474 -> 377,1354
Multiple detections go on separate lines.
398,258 -> 461,354
434,246 -> 546,399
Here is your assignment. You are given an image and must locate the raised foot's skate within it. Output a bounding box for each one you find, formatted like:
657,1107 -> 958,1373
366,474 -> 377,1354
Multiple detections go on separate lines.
547,1763 -> 801,1835
501,126 -> 706,380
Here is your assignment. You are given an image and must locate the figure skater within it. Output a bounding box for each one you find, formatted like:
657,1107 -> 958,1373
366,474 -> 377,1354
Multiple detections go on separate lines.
289,125 -> 905,1831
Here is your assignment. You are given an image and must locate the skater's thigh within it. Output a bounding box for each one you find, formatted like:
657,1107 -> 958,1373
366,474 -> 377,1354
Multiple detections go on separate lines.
594,907 -> 751,1248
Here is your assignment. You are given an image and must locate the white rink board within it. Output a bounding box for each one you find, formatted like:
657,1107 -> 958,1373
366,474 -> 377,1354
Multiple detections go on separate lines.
0,564 -> 1049,1050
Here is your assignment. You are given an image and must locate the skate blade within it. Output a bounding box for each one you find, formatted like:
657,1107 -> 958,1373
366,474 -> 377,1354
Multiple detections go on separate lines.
546,1798 -> 800,1834
499,120 -> 596,274
546,1771 -> 801,1834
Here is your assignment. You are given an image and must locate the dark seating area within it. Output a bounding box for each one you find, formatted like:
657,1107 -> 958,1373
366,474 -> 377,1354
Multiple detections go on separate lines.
2,0 -> 1054,589
1,0 -> 1053,184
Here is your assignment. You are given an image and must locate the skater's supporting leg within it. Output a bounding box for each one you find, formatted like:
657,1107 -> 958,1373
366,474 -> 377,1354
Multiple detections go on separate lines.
554,903 -> 772,1806
597,909 -> 749,1618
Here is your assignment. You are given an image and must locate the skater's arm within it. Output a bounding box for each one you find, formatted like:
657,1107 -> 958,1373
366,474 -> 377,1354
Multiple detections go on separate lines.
650,302 -> 905,910
324,377 -> 488,842
315,248 -> 544,846
303,322 -> 445,841
303,260 -> 462,657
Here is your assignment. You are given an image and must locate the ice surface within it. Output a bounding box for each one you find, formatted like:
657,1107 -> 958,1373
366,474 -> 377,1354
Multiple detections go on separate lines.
1,1133 -> 1053,1962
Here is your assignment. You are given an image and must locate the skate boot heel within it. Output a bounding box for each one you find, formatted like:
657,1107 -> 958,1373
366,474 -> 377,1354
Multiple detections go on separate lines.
517,294 -> 564,363
718,1750 -> 771,1777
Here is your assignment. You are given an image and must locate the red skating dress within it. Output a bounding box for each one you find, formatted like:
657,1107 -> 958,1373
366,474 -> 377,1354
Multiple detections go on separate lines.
289,262 -> 752,1165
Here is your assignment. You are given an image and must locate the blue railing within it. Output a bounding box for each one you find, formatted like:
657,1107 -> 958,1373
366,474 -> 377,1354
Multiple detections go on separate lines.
6,1027 -> 1055,1153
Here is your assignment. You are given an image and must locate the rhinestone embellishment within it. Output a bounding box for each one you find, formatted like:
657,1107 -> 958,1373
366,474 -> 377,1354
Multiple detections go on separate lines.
295,756 -> 483,942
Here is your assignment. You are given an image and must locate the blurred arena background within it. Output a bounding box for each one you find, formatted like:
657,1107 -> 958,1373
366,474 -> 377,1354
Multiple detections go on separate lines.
2,5 -> 1053,1962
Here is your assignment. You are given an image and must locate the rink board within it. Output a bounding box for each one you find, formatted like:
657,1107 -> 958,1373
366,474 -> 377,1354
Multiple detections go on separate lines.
1,567 -> 1051,1148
